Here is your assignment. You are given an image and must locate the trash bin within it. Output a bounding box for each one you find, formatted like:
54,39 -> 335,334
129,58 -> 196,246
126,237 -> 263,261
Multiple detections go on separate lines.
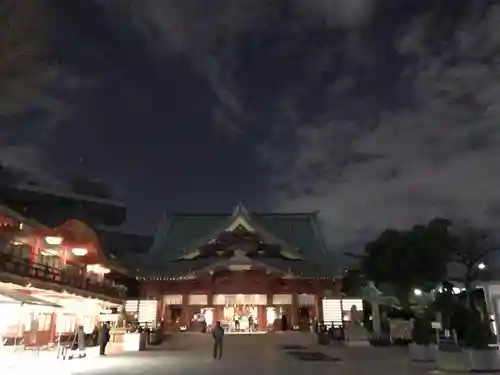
139,332 -> 148,350
149,330 -> 163,345
318,332 -> 330,345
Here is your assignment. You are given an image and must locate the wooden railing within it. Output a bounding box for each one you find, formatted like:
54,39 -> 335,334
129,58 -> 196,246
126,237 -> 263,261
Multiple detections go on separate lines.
0,253 -> 127,298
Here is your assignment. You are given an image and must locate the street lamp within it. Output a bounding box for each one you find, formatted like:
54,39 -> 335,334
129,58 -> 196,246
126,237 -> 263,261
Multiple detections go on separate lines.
413,288 -> 423,296
478,262 -> 486,270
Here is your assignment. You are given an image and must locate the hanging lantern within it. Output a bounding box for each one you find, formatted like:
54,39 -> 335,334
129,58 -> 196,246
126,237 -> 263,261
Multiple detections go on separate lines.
71,247 -> 88,256
45,236 -> 63,245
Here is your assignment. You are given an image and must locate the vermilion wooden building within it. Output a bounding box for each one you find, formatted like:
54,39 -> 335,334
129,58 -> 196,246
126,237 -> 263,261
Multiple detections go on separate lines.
135,204 -> 338,332
0,183 -> 130,347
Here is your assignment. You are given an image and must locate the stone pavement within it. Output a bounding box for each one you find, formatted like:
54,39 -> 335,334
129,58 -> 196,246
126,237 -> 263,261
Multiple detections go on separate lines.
50,333 -> 436,375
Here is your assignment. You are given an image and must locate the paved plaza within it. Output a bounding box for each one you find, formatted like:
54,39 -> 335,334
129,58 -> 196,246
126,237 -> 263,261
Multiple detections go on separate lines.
35,333 -> 440,375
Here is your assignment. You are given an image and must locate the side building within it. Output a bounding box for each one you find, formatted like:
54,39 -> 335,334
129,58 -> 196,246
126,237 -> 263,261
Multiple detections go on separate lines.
0,182 -> 131,347
133,203 -> 338,332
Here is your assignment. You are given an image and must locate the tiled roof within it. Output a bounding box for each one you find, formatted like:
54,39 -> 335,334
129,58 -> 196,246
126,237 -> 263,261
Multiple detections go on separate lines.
149,211 -> 328,261
138,205 -> 335,277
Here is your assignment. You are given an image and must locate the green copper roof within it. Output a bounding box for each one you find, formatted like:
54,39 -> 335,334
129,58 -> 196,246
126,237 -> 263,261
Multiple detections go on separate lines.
132,203 -> 336,277
148,206 -> 329,263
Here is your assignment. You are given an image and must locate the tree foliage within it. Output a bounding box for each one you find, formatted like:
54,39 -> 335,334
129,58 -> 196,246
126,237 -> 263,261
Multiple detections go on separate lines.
361,217 -> 498,308
449,224 -> 496,285
361,218 -> 454,303
340,269 -> 364,296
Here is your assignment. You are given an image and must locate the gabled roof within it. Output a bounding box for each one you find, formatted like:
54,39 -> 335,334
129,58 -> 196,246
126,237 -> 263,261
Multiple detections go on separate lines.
177,203 -> 303,259
140,203 -> 333,276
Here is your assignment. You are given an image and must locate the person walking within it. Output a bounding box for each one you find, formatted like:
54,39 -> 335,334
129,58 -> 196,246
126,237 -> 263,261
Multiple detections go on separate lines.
98,323 -> 111,356
212,321 -> 224,359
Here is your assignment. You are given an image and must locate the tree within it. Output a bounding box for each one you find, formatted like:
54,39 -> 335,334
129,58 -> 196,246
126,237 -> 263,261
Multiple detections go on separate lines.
449,224 -> 497,292
360,218 -> 453,305
340,268 -> 364,296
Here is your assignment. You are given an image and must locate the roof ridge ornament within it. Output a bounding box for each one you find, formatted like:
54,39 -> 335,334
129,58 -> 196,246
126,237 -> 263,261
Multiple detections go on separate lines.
232,201 -> 249,217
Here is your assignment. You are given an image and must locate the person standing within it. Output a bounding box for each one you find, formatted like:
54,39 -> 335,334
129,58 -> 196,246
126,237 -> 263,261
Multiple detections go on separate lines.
98,323 -> 110,356
212,321 -> 224,359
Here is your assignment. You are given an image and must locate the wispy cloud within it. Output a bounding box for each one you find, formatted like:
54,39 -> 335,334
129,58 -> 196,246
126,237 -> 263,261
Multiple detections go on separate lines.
119,0 -> 263,137
265,4 -> 500,251
0,1 -> 88,177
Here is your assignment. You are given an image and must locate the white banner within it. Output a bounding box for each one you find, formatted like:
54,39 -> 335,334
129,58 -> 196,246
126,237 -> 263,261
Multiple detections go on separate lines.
272,294 -> 292,305
125,300 -> 139,313
163,294 -> 183,305
322,299 -> 342,324
98,313 -> 119,322
188,294 -> 208,305
342,299 -> 363,311
138,300 -> 157,323
213,294 -> 267,305
298,294 -> 315,306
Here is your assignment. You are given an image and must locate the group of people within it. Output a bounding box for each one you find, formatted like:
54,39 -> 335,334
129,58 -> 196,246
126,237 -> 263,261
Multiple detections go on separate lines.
232,314 -> 257,331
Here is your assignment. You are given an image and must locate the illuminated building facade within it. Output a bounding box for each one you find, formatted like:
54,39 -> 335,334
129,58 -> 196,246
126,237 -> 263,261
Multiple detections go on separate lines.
0,183 -> 130,347
134,204 -> 339,332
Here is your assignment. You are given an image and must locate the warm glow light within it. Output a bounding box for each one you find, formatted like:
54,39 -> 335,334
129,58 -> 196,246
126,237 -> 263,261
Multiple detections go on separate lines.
322,299 -> 343,324
71,247 -> 88,256
205,308 -> 214,326
86,264 -> 110,274
266,307 -> 276,325
44,236 -> 63,245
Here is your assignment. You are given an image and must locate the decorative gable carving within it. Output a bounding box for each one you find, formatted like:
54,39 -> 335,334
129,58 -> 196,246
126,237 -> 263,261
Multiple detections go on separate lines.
226,215 -> 255,232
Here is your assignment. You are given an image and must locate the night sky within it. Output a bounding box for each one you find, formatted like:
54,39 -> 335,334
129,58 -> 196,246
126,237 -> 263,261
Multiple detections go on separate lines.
2,0 -> 499,253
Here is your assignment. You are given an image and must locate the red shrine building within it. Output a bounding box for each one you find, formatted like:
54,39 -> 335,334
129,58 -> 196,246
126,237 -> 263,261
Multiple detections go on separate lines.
134,204 -> 339,332
0,183 -> 131,347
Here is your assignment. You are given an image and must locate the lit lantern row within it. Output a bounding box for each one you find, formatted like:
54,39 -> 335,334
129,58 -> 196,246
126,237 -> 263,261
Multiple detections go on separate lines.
44,236 -> 88,256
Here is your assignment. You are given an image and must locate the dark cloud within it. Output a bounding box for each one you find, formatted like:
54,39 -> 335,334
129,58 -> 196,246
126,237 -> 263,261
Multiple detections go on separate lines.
0,1 -> 91,177
5,0 -> 500,252
264,4 -> 500,250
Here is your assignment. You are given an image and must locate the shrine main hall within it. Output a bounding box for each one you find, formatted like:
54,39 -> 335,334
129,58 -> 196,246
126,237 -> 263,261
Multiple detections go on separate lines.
128,203 -> 339,332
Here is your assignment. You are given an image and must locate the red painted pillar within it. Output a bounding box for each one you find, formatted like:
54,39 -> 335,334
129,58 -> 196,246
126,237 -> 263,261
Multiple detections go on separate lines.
31,236 -> 41,264
48,312 -> 57,344
258,306 -> 266,331
315,294 -> 324,322
291,293 -> 299,328
181,294 -> 189,329
157,294 -> 164,328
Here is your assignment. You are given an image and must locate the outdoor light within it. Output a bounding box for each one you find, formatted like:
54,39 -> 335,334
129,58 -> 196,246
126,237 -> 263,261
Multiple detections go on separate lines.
478,262 -> 486,270
86,264 -> 110,274
413,288 -> 423,296
44,236 -> 63,246
71,247 -> 88,256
